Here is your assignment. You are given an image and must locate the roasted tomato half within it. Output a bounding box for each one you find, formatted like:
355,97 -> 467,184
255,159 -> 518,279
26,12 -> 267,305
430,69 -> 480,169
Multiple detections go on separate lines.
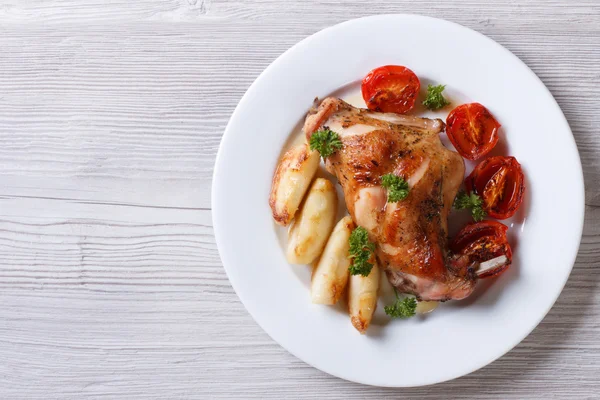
446,103 -> 501,160
451,221 -> 512,278
361,65 -> 420,114
466,156 -> 525,219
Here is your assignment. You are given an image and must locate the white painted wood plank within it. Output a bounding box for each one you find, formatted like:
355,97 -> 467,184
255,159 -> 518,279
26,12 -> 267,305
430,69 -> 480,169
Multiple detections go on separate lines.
0,202 -> 598,399
0,19 -> 598,208
0,0 -> 211,23
0,0 -> 598,398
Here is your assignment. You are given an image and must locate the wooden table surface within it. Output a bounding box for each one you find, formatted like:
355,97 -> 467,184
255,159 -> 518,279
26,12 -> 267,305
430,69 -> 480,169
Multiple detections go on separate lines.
1,1 -> 599,398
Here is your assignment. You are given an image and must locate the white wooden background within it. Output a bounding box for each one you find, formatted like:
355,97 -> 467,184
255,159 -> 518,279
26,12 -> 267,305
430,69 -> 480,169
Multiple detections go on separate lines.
0,1 -> 599,399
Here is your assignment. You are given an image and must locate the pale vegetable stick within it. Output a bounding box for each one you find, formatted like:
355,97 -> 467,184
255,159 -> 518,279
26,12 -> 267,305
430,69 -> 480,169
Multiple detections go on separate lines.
348,262 -> 380,334
416,301 -> 439,314
311,216 -> 355,305
286,178 -> 337,264
269,144 -> 320,226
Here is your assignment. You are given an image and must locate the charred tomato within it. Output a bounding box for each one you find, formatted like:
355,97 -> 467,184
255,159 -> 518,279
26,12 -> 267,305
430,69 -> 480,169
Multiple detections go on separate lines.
446,103 -> 501,160
361,65 -> 420,114
466,156 -> 525,219
451,221 -> 512,278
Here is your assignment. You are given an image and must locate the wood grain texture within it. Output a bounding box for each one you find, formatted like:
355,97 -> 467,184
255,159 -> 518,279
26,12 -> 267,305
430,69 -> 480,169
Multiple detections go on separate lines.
0,1 -> 599,398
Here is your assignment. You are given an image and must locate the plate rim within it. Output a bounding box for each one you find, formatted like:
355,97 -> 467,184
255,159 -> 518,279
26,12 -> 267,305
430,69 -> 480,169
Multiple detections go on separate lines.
212,14 -> 585,387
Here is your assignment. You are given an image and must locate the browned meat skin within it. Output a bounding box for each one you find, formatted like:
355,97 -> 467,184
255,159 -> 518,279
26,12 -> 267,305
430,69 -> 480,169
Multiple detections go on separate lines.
304,98 -> 475,301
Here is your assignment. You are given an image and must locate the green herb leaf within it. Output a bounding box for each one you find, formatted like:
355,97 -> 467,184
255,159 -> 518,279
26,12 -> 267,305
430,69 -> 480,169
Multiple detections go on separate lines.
454,190 -> 487,222
348,226 -> 376,276
309,128 -> 343,158
422,84 -> 450,111
381,173 -> 410,202
384,291 -> 417,319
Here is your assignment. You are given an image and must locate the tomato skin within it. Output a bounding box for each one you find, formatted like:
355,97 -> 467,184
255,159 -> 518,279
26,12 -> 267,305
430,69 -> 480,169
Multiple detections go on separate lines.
451,221 -> 512,278
446,103 -> 501,160
361,65 -> 420,114
466,156 -> 525,219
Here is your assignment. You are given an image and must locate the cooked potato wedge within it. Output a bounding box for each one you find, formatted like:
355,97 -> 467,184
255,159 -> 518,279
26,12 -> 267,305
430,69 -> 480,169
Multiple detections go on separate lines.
311,216 -> 355,305
348,262 -> 380,334
287,178 -> 337,264
269,144 -> 320,226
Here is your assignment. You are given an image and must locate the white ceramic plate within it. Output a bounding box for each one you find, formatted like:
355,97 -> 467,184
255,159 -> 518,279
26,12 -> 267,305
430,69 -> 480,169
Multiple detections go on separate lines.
212,15 -> 585,387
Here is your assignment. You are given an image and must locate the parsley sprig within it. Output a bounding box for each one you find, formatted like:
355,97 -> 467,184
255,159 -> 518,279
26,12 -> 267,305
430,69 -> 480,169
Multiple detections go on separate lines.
422,84 -> 450,111
454,191 -> 487,221
309,128 -> 342,158
348,226 -> 376,276
381,173 -> 410,202
384,289 -> 417,319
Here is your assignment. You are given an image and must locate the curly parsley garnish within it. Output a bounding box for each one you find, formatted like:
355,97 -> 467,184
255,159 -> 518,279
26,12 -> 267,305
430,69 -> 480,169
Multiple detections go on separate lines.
454,191 -> 487,221
384,289 -> 417,319
422,84 -> 450,111
348,226 -> 376,276
381,173 -> 410,202
309,128 -> 342,158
